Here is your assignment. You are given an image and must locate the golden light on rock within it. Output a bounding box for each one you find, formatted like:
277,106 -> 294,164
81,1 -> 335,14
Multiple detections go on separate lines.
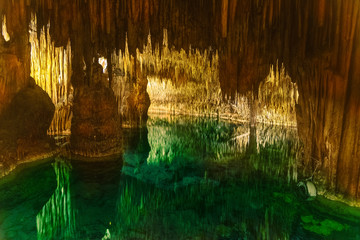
29,14 -> 72,135
1,15 -> 10,42
0,1 -> 360,239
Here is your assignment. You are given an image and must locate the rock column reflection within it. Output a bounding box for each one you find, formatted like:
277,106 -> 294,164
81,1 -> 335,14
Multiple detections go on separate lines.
36,158 -> 75,240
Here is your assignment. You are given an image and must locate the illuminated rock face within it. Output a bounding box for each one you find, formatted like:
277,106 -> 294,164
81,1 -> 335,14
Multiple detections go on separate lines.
145,45 -> 297,126
29,15 -> 73,135
124,74 -> 150,126
111,46 -> 151,126
257,63 -> 298,126
0,0 -> 359,200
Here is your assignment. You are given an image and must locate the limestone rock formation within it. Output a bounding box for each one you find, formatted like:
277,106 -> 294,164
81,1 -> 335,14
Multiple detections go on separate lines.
124,75 -> 150,126
70,81 -> 121,158
0,79 -> 55,176
0,0 -> 359,201
2,80 -> 54,137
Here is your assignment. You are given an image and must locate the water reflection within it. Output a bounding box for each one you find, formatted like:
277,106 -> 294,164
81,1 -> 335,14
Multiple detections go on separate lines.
70,159 -> 122,239
123,116 -> 300,189
36,159 -> 75,239
114,178 -> 299,239
1,116 -> 360,239
118,116 -> 359,239
118,116 -> 302,239
0,162 -> 55,239
4,157 -> 123,240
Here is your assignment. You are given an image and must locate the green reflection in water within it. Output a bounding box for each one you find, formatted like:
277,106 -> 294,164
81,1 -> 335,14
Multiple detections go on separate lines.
0,161 -> 55,239
114,177 -> 303,239
118,116 -> 360,240
123,116 -> 300,190
1,116 -> 360,239
36,158 -> 76,240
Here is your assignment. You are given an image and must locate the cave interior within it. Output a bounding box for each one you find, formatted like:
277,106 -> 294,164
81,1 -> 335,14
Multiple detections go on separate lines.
0,0 -> 360,239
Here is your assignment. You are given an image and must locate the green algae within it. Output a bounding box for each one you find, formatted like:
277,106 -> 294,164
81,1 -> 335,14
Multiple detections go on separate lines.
313,196 -> 360,223
301,215 -> 349,236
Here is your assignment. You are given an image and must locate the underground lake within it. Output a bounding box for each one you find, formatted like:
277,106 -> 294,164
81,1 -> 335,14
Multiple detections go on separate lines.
1,1 -> 360,239
1,116 -> 360,240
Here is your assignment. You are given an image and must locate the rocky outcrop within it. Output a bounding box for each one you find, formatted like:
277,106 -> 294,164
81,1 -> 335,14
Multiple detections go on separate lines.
70,71 -> 121,157
0,79 -> 55,176
1,79 -> 54,138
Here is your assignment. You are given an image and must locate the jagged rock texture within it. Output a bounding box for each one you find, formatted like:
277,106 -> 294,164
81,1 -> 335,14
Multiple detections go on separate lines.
29,15 -> 73,135
70,80 -> 121,158
0,0 -> 359,199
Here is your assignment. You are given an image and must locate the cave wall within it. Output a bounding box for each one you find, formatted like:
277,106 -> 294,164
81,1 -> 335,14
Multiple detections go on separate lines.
0,1 -> 56,176
0,0 -> 359,198
290,1 -> 360,198
0,1 -> 30,115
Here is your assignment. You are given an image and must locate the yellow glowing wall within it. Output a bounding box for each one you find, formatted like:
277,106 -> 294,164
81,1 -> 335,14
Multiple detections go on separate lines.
111,29 -> 298,126
29,15 -> 72,135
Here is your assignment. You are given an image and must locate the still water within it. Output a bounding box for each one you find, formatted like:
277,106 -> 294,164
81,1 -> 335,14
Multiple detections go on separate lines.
0,116 -> 359,239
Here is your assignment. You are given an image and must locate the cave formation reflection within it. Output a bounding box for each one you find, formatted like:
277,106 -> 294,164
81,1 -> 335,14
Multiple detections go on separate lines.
1,116 -> 360,239
36,160 -> 75,239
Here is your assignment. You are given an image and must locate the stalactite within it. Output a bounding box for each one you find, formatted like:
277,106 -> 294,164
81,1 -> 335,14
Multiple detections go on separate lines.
105,0 -> 111,35
318,0 -> 326,27
257,62 -> 298,126
221,0 -> 229,38
1,15 -> 10,41
29,14 -> 72,135
110,30 -> 297,126
0,0 -> 359,200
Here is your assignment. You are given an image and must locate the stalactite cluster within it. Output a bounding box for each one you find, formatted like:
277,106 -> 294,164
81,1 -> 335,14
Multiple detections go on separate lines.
257,62 -> 298,126
0,6 -> 56,175
112,30 -> 223,121
127,31 -> 297,126
0,0 -> 359,199
110,38 -> 150,126
29,15 -> 73,135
